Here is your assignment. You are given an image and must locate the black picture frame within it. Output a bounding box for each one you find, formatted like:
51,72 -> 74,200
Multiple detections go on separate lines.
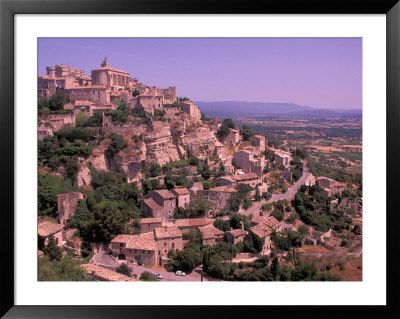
1,0 -> 399,318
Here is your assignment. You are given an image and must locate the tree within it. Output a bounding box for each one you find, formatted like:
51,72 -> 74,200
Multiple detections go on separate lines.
75,112 -> 88,127
49,92 -> 66,110
38,256 -> 92,281
132,89 -> 139,97
116,263 -> 132,277
108,133 -> 127,155
271,257 -> 280,280
222,118 -> 235,129
240,125 -> 254,141
216,124 -> 230,139
42,235 -> 62,261
140,271 -> 158,281
254,185 -> 261,201
213,219 -> 231,232
38,96 -> 50,109
171,248 -> 201,272
271,209 -> 284,222
353,224 -> 361,235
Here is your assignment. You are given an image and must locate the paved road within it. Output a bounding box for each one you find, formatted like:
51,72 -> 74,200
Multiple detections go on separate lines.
241,161 -> 310,217
92,251 -> 219,281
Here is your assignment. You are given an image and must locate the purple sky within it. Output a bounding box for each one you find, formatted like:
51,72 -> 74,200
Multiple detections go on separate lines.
38,38 -> 362,109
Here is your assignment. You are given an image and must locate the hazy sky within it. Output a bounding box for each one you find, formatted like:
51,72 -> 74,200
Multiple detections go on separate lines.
38,38 -> 362,109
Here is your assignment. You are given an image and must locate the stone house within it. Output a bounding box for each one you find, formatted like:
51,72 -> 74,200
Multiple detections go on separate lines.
179,101 -> 201,120
268,148 -> 292,168
198,224 -> 225,246
225,228 -> 248,244
249,223 -> 274,255
233,148 -> 265,177
37,124 -> 53,141
111,233 -> 158,266
57,192 -> 85,226
140,217 -> 163,234
218,173 -> 261,188
226,128 -> 240,146
171,187 -> 191,208
140,189 -> 176,221
154,225 -> 183,258
38,221 -> 63,247
316,177 -> 346,195
249,134 -> 266,151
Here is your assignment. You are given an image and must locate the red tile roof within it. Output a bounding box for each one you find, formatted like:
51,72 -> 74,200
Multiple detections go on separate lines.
171,188 -> 190,196
154,225 -> 182,239
142,198 -> 163,211
175,218 -> 214,228
154,189 -> 176,199
38,222 -> 62,237
198,224 -> 224,239
141,217 -> 163,224
126,232 -> 157,251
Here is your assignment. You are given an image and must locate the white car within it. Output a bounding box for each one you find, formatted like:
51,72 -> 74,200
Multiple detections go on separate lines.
175,270 -> 186,276
151,272 -> 163,279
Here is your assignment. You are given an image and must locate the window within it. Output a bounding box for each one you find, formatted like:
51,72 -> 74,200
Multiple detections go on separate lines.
164,242 -> 166,246
172,243 -> 175,249
142,250 -> 145,253
129,249 -> 131,253
120,243 -> 123,247
148,251 -> 150,254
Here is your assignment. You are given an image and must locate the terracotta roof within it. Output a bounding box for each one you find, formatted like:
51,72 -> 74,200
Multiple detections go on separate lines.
171,188 -> 190,196
38,124 -> 53,132
175,218 -> 214,228
81,264 -> 136,282
250,223 -> 274,238
38,222 -> 62,237
142,198 -> 163,211
252,135 -> 265,140
140,217 -> 163,224
251,215 -> 281,229
111,234 -> 132,244
233,173 -> 259,181
227,229 -> 247,237
154,189 -> 176,199
126,232 -> 157,251
154,225 -> 182,239
198,224 -> 224,239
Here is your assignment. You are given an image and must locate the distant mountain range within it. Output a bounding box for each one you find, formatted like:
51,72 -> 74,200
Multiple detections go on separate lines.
195,101 -> 362,118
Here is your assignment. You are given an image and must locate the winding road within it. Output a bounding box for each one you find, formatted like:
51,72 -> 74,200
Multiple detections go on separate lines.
241,161 -> 310,217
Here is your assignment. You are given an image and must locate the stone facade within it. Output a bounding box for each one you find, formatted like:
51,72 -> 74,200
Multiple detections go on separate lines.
249,134 -> 266,151
171,187 -> 191,208
225,128 -> 240,146
233,148 -> 265,177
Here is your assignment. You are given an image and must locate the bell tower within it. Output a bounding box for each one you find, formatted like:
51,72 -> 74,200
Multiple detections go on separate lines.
101,57 -> 110,68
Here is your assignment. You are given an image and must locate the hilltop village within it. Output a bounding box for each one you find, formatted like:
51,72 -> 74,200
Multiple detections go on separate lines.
37,59 -> 362,282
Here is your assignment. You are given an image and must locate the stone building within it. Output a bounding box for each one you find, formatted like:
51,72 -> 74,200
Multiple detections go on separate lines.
198,224 -> 224,246
91,58 -> 131,91
233,148 -> 265,177
154,225 -> 183,257
81,263 -> 137,282
38,221 -> 63,247
279,171 -> 293,183
140,218 -> 163,234
225,128 -> 240,146
249,134 -> 266,151
57,192 -> 85,226
64,85 -> 110,105
37,124 -> 53,140
171,187 -> 191,208
38,64 -> 91,97
178,101 -> 201,120
249,223 -> 274,255
202,185 -> 237,210
139,189 -> 176,221
316,177 -> 346,195
268,148 -> 292,167
218,173 -> 261,188
225,228 -> 248,244
111,233 -> 157,265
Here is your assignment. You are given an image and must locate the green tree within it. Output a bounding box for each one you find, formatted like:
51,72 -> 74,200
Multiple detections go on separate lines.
353,224 -> 361,235
49,92 -> 66,111
171,248 -> 201,272
42,235 -> 62,261
75,112 -> 88,127
38,256 -> 92,281
271,209 -> 284,222
217,124 -> 230,139
132,89 -> 140,97
116,263 -> 132,277
240,125 -> 254,141
108,133 -> 127,156
222,118 -> 235,129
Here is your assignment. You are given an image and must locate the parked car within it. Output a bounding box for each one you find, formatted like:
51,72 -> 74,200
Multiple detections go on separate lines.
132,274 -> 138,279
150,272 -> 163,279
175,270 -> 186,276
